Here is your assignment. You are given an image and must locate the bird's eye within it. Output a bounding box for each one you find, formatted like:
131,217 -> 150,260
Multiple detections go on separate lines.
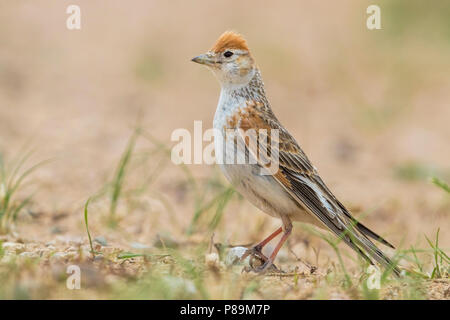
223,51 -> 234,58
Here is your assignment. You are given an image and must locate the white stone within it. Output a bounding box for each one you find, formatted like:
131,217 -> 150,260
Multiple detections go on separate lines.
225,246 -> 250,266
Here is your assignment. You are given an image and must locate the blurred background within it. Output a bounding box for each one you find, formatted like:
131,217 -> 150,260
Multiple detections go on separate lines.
0,0 -> 448,299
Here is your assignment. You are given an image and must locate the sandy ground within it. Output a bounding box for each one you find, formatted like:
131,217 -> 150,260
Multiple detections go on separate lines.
0,1 -> 449,299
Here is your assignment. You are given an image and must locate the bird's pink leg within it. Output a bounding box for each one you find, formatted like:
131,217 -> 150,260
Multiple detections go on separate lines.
241,227 -> 283,262
255,218 -> 293,272
267,229 -> 291,262
254,227 -> 283,252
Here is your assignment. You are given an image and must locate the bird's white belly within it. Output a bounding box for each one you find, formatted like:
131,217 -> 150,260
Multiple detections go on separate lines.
219,161 -> 324,228
219,162 -> 299,218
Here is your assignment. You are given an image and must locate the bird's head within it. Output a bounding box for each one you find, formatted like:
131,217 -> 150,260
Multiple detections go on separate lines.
192,31 -> 256,88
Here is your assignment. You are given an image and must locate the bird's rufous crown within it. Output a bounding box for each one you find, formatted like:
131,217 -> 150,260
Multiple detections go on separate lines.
210,31 -> 249,53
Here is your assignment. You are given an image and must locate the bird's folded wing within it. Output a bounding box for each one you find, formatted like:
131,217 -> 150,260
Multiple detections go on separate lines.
235,101 -> 398,273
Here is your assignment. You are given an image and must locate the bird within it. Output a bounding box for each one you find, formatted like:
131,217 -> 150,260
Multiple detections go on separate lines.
191,31 -> 400,276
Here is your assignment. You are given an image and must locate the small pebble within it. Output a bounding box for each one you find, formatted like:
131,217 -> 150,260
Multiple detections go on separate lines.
46,240 -> 56,246
94,236 -> 108,246
2,242 -> 25,253
205,252 -> 220,268
130,242 -> 150,249
38,248 -> 51,258
19,252 -> 39,259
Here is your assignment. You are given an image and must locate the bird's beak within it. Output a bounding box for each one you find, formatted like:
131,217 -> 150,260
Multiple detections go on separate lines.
191,53 -> 216,66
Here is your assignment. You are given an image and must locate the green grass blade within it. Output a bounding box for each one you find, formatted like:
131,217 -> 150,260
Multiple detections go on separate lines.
109,129 -> 139,220
431,177 -> 450,193
117,252 -> 169,259
208,187 -> 234,231
84,198 -> 96,257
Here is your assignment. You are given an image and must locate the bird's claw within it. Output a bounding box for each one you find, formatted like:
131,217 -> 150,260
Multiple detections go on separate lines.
240,246 -> 267,262
240,248 -> 282,274
251,259 -> 273,273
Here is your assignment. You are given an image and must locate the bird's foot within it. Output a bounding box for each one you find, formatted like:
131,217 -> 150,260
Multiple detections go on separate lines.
241,253 -> 282,274
251,258 -> 274,273
240,245 -> 268,263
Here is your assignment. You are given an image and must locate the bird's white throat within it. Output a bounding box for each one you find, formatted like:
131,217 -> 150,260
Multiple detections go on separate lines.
213,69 -> 267,131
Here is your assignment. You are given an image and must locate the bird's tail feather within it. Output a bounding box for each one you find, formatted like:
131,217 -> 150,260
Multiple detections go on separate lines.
355,221 -> 396,249
344,223 -> 401,277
